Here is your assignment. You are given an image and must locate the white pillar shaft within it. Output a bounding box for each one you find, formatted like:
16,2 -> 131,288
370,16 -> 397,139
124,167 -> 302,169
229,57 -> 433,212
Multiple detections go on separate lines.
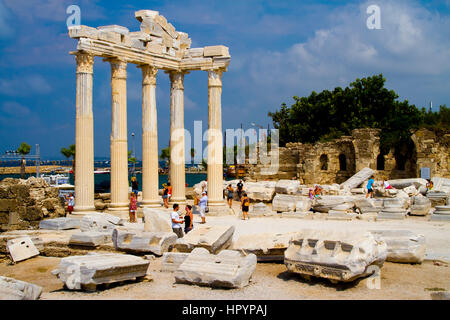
109,59 -> 129,210
141,65 -> 160,207
74,52 -> 95,212
207,69 -> 224,205
169,72 -> 186,204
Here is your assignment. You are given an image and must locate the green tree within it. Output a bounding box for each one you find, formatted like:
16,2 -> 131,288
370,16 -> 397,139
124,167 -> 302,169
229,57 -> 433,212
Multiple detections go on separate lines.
17,142 -> 31,179
268,74 -> 427,153
61,144 -> 76,179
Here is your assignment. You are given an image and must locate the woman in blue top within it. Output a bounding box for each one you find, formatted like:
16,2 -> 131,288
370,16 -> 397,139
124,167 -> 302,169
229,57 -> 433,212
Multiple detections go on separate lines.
366,175 -> 375,198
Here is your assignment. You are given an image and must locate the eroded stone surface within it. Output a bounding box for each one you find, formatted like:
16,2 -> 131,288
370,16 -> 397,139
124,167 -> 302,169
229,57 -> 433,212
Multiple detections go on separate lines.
161,252 -> 189,272
410,195 -> 431,216
370,230 -> 426,263
80,213 -> 123,233
40,217 -> 81,230
174,248 -> 257,288
69,231 -> 112,247
52,253 -> 150,291
0,276 -> 42,300
175,225 -> 234,254
143,207 -> 172,232
112,227 -> 177,256
284,229 -> 387,282
231,232 -> 296,261
275,180 -> 300,195
6,236 -> 40,263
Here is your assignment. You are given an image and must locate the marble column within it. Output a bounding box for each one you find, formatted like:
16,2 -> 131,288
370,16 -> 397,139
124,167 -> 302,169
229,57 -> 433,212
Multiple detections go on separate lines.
73,52 -> 95,213
108,58 -> 129,211
139,65 -> 160,207
207,68 -> 226,207
168,71 -> 186,205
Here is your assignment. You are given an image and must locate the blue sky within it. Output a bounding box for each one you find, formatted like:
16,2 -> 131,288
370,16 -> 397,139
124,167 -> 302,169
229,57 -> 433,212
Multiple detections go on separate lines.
0,0 -> 449,159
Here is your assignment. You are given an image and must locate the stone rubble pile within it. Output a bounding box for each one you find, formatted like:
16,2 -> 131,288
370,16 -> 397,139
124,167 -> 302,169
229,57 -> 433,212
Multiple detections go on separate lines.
0,177 -> 65,232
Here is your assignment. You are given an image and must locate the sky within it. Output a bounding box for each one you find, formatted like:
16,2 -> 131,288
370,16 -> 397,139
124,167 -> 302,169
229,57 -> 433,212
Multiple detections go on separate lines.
0,0 -> 449,159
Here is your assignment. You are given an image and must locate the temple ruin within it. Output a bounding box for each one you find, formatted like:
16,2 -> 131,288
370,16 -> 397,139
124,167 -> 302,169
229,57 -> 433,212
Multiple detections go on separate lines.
68,10 -> 231,215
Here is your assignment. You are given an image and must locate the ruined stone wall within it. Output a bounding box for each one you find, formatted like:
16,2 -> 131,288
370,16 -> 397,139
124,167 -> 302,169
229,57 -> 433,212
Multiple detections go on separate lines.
0,177 -> 65,232
248,128 -> 449,184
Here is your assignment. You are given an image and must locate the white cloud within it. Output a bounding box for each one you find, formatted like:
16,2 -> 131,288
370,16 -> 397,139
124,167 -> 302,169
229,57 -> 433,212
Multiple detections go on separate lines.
244,0 -> 450,109
1,101 -> 31,116
0,74 -> 52,96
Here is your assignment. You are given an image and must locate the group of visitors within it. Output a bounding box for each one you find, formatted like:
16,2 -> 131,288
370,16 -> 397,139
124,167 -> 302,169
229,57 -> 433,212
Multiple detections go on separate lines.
308,185 -> 323,200
171,203 -> 194,238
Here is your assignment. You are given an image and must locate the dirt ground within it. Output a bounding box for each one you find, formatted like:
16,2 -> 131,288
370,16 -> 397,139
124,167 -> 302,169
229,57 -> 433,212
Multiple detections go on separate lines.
1,253 -> 448,300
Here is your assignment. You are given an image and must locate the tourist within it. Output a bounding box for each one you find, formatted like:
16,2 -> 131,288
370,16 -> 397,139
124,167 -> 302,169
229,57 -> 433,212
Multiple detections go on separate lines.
366,175 -> 375,198
131,176 -> 138,197
236,180 -> 244,200
162,183 -> 169,208
167,182 -> 172,201
241,192 -> 250,220
313,185 -> 322,199
171,203 -> 184,238
383,180 -> 393,190
184,205 -> 193,234
67,193 -> 74,216
198,191 -> 208,224
426,179 -> 433,191
308,188 -> 314,200
226,184 -> 234,208
129,192 -> 137,223
201,179 -> 208,194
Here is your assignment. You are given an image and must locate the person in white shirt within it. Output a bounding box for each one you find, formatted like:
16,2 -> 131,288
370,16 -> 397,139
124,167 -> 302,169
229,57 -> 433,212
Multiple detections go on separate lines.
198,192 -> 208,224
201,179 -> 208,193
171,204 -> 184,238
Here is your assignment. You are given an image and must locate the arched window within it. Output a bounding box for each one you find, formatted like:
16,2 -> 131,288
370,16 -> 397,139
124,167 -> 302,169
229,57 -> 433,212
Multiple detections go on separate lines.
320,154 -> 328,171
339,154 -> 347,171
377,154 -> 385,170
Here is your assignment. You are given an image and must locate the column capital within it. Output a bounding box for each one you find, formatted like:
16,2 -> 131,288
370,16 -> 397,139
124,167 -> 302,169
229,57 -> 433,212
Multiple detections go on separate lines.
139,65 -> 158,86
75,52 -> 94,74
107,58 -> 127,80
168,71 -> 186,90
207,68 -> 225,87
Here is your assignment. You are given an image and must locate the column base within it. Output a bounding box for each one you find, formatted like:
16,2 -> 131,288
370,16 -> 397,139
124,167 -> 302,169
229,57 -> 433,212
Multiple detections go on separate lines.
69,210 -> 97,217
108,203 -> 129,211
73,205 -> 96,213
169,197 -> 187,206
205,203 -> 234,216
141,199 -> 162,208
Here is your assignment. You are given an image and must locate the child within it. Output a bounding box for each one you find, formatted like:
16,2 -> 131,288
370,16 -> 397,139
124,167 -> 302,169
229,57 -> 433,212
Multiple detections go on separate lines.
366,175 -> 375,198
241,193 -> 250,220
129,192 -> 137,223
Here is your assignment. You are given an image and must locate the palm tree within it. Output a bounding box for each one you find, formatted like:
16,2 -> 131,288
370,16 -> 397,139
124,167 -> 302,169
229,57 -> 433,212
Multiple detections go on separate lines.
17,142 -> 31,179
61,144 -> 76,178
128,150 -> 136,176
160,146 -> 170,176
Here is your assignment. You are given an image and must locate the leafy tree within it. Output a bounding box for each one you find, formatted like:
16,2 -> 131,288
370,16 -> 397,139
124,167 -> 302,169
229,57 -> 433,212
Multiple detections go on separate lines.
268,74 -> 439,154
61,144 -> 76,177
17,142 -> 31,179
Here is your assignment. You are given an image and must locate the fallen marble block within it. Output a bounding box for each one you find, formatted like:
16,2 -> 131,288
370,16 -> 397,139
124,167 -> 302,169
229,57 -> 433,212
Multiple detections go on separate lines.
174,248 -> 257,289
245,183 -> 275,202
281,211 -> 311,219
410,195 -> 431,216
312,196 -> 355,213
296,199 -> 312,212
427,191 -> 448,206
327,210 -> 356,220
431,177 -> 450,193
272,194 -> 298,212
6,237 -> 40,263
370,230 -> 426,263
275,180 -> 300,195
383,197 -> 409,209
39,217 -> 81,230
69,232 -> 112,247
430,205 -> 450,221
230,232 -> 295,261
0,276 -> 42,300
250,202 -> 271,216
52,253 -> 150,291
403,185 -> 419,196
340,167 -> 374,190
434,205 -> 450,215
143,207 -> 172,232
175,225 -> 234,254
284,229 -> 387,283
377,208 -> 408,220
80,213 -> 122,233
354,198 -> 383,215
387,178 -> 428,189
113,227 -> 177,256
161,252 -> 189,272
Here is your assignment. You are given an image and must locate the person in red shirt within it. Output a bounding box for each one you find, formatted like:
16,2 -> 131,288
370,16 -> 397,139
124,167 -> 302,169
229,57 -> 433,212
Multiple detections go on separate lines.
129,192 -> 137,223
